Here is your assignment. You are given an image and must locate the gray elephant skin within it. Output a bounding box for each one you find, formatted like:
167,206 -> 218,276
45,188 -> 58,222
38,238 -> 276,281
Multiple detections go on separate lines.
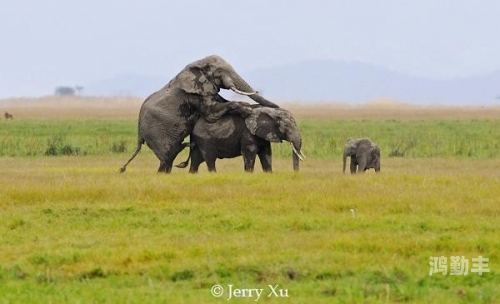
119,55 -> 279,173
343,138 -> 380,174
177,107 -> 305,173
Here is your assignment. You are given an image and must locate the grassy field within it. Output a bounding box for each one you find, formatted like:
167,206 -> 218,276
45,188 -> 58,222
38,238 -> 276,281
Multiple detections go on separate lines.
1,98 -> 499,303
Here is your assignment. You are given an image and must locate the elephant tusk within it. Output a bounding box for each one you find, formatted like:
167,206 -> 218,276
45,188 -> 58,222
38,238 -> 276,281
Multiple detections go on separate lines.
290,143 -> 306,161
230,86 -> 258,96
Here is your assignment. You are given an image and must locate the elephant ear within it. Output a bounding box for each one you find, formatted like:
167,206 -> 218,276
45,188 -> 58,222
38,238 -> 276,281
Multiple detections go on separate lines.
173,60 -> 219,96
245,109 -> 282,143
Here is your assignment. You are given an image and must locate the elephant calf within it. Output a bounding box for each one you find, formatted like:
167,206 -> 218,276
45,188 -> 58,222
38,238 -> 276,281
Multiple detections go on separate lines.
177,106 -> 305,173
343,138 -> 380,174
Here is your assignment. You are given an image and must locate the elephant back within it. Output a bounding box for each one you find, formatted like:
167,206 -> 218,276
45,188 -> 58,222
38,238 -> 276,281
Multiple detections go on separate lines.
194,114 -> 242,140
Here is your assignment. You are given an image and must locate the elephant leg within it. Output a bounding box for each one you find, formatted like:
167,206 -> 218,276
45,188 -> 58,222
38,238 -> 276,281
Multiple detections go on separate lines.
158,159 -> 176,173
357,156 -> 367,173
227,101 -> 253,118
189,147 -> 204,173
350,156 -> 357,174
197,146 -> 217,172
258,143 -> 272,172
243,156 -> 256,172
145,138 -> 170,173
158,161 -> 168,173
157,140 -> 185,173
242,150 -> 257,172
205,157 -> 217,172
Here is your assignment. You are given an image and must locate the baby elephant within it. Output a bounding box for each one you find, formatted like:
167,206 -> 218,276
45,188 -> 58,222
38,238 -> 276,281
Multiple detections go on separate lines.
343,138 -> 380,174
177,106 -> 305,173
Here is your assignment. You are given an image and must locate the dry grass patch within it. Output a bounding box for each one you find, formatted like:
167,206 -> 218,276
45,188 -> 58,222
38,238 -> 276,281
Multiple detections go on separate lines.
2,96 -> 500,120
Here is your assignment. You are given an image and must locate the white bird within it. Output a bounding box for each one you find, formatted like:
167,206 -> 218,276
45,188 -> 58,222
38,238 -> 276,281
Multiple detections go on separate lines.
350,209 -> 356,217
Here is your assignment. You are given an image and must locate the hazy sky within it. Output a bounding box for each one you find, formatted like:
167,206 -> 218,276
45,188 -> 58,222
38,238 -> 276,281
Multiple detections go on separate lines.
1,0 -> 499,97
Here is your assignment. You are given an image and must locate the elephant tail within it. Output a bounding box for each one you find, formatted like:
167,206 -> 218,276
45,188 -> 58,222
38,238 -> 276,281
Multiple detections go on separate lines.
175,142 -> 192,169
119,138 -> 144,173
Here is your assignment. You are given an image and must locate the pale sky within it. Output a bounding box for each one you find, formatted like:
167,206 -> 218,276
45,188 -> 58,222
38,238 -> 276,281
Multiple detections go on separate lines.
1,0 -> 499,98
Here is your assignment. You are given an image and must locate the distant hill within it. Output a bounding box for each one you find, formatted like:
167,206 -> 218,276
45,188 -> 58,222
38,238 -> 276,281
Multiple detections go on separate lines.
84,61 -> 500,105
245,61 -> 500,105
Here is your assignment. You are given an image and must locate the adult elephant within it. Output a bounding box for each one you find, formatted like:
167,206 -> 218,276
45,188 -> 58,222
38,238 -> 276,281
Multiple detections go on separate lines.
119,55 -> 279,173
176,106 -> 305,173
343,138 -> 380,174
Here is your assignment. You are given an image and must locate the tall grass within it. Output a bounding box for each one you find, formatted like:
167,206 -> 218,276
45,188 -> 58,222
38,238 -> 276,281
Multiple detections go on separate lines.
2,118 -> 500,159
0,119 -> 135,157
276,119 -> 500,159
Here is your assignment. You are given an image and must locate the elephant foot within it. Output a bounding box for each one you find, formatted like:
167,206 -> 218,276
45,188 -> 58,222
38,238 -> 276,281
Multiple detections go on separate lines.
157,162 -> 173,173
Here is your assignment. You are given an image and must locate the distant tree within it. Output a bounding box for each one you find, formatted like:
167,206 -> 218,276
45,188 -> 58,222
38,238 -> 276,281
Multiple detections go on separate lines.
75,85 -> 84,95
55,86 -> 76,96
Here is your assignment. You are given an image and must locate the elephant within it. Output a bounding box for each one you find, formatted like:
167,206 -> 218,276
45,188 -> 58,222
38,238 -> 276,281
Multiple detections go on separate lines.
343,138 -> 380,174
4,112 -> 13,119
176,106 -> 305,173
119,55 -> 279,173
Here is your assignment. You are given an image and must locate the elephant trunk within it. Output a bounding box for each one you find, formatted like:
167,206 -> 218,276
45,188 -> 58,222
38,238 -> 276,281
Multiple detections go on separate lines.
373,146 -> 381,172
226,71 -> 280,108
375,158 -> 381,172
292,150 -> 300,172
343,151 -> 348,174
290,139 -> 305,172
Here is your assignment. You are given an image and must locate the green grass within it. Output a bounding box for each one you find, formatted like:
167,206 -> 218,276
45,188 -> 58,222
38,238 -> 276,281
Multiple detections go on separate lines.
0,119 -> 134,157
2,118 -> 500,159
1,116 -> 499,303
277,119 -> 500,159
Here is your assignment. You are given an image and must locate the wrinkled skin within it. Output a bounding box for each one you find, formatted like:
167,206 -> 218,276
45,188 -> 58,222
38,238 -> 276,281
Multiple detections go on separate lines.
177,106 -> 305,173
119,55 -> 279,173
343,138 -> 380,174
